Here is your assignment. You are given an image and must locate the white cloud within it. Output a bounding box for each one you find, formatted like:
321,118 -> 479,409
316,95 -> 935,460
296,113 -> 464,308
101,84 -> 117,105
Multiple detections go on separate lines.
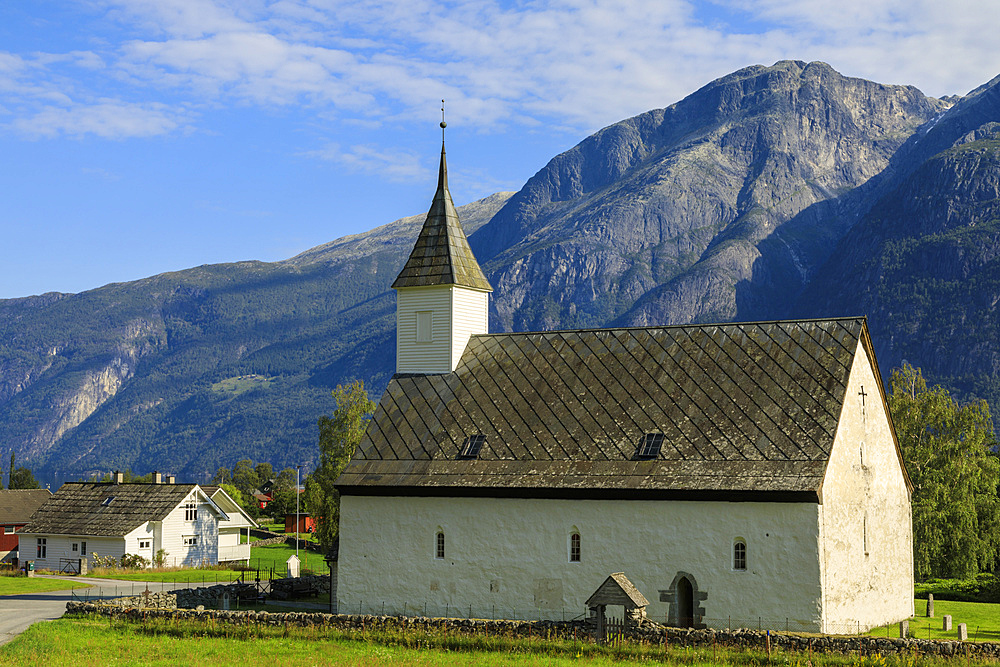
13,100 -> 185,139
305,142 -> 427,182
4,0 -> 1000,143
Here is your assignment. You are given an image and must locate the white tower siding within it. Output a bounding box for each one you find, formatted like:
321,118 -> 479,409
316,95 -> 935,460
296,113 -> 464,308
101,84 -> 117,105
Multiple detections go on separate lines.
397,286 -> 489,374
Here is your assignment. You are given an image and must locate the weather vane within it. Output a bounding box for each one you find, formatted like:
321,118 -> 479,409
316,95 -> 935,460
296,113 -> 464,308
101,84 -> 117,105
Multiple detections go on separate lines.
440,99 -> 447,141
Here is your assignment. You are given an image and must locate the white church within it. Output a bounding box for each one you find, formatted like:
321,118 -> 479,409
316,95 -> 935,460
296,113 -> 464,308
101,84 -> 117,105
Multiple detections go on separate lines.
334,138 -> 914,633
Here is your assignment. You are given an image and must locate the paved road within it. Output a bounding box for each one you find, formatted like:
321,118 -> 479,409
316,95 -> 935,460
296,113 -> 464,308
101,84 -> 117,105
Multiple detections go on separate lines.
0,575 -> 220,648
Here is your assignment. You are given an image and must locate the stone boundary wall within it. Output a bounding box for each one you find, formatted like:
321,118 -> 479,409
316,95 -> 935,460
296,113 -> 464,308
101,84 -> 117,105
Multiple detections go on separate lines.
63,603 -> 1000,659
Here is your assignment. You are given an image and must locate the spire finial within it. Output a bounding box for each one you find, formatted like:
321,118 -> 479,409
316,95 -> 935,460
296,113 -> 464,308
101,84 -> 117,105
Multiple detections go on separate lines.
440,99 -> 447,142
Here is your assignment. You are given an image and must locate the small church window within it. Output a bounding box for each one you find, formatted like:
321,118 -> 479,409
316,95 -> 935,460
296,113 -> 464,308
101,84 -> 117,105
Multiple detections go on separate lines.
459,434 -> 486,458
733,539 -> 747,571
637,432 -> 664,459
416,311 -> 433,342
569,532 -> 581,562
436,531 -> 445,559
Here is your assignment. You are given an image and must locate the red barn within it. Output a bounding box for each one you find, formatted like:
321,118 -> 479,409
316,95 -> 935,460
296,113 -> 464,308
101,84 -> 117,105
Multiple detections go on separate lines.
284,513 -> 315,534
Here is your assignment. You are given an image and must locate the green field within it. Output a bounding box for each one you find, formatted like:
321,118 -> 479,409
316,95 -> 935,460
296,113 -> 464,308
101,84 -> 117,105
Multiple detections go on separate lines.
2,614 -> 978,667
0,576 -> 91,596
76,542 -> 327,584
870,598 -> 1000,643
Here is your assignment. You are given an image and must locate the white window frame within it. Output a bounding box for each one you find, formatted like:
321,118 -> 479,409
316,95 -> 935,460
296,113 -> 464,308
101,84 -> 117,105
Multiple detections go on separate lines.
733,539 -> 747,571
184,502 -> 198,522
3,526 -> 13,535
569,531 -> 581,563
71,542 -> 79,552
37,537 -> 46,558
182,535 -> 198,547
138,540 -> 151,550
435,530 -> 445,559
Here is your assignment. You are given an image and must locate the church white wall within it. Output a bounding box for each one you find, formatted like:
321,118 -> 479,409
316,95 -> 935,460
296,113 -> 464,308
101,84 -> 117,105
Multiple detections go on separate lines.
339,495 -> 824,629
818,342 -> 913,632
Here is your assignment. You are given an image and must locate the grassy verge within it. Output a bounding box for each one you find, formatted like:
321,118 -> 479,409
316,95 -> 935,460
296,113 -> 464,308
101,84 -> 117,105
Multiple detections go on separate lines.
869,599 -> 1000,642
0,614 -> 976,667
247,542 -> 327,575
0,575 -> 92,596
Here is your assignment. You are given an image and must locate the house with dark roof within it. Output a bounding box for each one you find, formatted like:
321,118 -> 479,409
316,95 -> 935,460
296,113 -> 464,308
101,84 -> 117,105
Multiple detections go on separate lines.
334,139 -> 914,633
0,489 -> 52,563
20,474 -> 229,571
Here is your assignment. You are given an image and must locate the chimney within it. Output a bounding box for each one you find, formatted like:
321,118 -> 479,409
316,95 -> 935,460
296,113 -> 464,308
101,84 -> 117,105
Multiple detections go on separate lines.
153,471 -> 162,484
113,471 -> 124,485
166,475 -> 176,485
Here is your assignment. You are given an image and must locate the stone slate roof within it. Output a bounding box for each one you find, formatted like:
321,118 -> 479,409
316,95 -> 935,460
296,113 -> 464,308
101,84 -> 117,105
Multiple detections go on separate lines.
586,572 -> 650,608
20,483 -> 199,537
337,318 -> 870,500
390,144 -> 492,292
0,489 -> 52,525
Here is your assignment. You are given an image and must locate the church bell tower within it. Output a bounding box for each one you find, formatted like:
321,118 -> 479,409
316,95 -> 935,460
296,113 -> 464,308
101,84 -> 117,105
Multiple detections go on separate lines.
391,115 -> 492,374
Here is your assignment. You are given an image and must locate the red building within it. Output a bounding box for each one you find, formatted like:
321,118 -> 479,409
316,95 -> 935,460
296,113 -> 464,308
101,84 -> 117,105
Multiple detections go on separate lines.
0,489 -> 52,563
284,513 -> 315,534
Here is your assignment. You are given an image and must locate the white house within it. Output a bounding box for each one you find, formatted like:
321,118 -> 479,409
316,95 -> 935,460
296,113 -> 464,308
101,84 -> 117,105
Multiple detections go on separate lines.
202,485 -> 259,564
20,475 -> 229,571
333,139 -> 915,633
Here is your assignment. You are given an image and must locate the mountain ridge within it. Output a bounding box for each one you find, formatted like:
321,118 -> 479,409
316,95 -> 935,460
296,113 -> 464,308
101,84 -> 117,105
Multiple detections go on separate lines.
3,60 -> 998,479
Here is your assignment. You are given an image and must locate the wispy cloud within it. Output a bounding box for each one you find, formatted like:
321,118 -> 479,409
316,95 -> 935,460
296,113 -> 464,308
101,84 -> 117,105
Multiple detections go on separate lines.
304,142 -> 427,182
13,100 -> 185,139
3,0 -> 1000,145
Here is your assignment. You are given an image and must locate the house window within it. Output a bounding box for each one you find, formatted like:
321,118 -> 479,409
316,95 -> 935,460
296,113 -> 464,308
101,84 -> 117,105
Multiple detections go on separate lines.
435,531 -> 445,559
183,536 -> 198,546
3,526 -> 13,534
139,540 -> 151,549
416,311 -> 433,342
72,543 -> 78,552
733,539 -> 747,571
81,541 -> 87,556
184,502 -> 198,521
569,532 -> 581,562
101,496 -> 114,506
36,538 -> 46,559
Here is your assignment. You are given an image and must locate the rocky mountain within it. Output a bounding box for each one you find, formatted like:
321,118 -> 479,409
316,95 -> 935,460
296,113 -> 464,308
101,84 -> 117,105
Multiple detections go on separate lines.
3,60 -> 999,479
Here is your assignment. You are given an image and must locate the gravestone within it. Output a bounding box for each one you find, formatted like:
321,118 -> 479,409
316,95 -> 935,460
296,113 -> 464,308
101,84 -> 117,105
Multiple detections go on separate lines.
926,594 -> 934,617
899,620 -> 909,638
958,623 -> 967,641
220,591 -> 230,610
943,615 -> 952,631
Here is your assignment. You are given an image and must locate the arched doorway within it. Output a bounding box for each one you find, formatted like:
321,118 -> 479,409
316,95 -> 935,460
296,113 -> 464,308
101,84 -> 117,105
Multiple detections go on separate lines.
659,571 -> 705,628
677,576 -> 694,628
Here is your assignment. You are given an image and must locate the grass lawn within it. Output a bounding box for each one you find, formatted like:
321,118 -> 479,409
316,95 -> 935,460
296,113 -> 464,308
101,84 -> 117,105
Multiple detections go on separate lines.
0,614 -> 962,667
76,543 -> 327,584
247,542 -> 327,575
869,598 -> 1000,642
0,576 -> 91,596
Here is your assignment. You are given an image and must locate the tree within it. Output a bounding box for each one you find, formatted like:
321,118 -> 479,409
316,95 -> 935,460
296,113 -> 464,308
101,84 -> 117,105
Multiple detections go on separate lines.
255,462 -> 274,484
267,467 -> 298,519
7,450 -> 14,489
212,466 -> 232,484
311,381 -> 375,552
9,466 -> 40,490
231,459 -> 261,500
219,482 -> 244,508
889,363 -> 1000,580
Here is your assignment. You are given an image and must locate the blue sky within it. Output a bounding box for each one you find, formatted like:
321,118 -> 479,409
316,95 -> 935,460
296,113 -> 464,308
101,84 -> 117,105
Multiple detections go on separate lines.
2,0 -> 997,299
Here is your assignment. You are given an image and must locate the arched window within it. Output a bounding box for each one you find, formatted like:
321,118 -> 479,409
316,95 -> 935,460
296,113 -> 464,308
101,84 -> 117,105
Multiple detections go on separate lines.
733,539 -> 747,571
435,530 -> 445,559
569,531 -> 581,562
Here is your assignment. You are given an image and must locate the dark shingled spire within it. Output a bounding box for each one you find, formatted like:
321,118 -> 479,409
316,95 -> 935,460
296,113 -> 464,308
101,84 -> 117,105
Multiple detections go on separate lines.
391,143 -> 492,291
